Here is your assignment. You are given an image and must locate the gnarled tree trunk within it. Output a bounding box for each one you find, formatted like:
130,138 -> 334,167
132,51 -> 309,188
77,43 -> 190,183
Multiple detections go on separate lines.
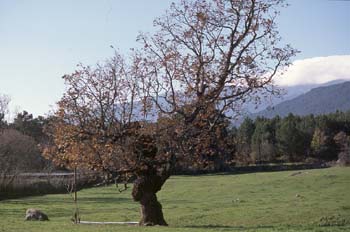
132,173 -> 168,226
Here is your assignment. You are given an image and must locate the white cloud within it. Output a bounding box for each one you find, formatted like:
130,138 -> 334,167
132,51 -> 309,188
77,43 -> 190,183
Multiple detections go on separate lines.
276,55 -> 350,86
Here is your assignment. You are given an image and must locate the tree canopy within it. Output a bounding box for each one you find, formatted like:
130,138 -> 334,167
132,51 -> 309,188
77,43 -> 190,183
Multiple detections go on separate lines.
44,0 -> 296,226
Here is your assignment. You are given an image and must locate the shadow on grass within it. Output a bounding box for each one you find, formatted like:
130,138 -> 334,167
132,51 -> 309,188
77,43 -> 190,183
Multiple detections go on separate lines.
179,163 -> 330,177
183,224 -> 275,230
183,224 -> 350,231
78,197 -> 131,204
160,199 -> 192,204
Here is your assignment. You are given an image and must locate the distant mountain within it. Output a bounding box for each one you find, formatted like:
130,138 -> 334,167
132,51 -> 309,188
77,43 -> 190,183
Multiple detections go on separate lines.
134,79 -> 350,123
243,79 -> 348,114
253,81 -> 350,118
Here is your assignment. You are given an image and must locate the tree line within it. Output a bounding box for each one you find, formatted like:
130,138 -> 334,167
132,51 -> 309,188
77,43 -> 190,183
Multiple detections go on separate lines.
230,112 -> 350,166
1,100 -> 349,178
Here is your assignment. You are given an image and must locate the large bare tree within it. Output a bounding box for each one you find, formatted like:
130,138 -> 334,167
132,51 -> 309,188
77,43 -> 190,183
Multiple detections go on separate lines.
45,0 -> 296,226
134,0 -> 296,224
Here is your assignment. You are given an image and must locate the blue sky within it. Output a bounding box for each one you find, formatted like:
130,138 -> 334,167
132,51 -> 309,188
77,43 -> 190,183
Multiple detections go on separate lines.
0,0 -> 349,118
278,0 -> 350,58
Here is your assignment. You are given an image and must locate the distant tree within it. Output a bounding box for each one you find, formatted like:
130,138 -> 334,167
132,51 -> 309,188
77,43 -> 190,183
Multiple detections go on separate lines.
310,127 -> 330,160
45,0 -> 295,226
0,94 -> 10,130
0,129 -> 44,198
329,111 -> 350,134
251,118 -> 276,163
315,115 -> 334,134
297,114 -> 316,157
276,114 -> 306,161
236,117 -> 255,163
333,131 -> 350,166
10,111 -> 48,143
311,115 -> 338,160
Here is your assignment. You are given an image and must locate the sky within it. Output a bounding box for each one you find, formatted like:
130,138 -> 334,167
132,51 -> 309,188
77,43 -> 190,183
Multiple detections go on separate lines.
0,0 -> 349,118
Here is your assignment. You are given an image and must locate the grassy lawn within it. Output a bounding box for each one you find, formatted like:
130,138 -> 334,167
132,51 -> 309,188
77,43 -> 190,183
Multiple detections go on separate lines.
0,167 -> 349,232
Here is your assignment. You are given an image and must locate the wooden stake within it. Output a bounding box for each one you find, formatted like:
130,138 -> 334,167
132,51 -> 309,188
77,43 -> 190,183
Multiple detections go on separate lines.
73,166 -> 79,224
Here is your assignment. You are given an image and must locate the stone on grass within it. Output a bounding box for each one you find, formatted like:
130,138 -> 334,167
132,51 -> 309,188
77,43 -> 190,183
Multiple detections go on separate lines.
25,208 -> 49,221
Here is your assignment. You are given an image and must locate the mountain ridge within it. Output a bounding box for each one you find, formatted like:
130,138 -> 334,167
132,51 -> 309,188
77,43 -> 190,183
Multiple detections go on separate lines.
252,81 -> 350,118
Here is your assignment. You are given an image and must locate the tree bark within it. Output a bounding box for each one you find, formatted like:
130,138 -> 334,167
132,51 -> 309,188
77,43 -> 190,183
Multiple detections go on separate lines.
132,173 -> 168,226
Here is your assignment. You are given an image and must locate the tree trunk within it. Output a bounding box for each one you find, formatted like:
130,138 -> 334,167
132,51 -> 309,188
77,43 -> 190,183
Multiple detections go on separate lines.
132,173 -> 168,226
139,192 -> 167,226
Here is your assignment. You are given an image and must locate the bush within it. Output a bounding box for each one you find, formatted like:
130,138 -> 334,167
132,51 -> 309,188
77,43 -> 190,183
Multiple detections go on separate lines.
0,129 -> 46,194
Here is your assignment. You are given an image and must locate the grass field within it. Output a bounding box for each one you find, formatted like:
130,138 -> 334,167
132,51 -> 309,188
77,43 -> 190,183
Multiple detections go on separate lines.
0,167 -> 349,232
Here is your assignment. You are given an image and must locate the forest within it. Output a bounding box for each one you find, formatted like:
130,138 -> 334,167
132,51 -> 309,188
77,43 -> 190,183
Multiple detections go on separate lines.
230,111 -> 350,166
1,108 -> 349,178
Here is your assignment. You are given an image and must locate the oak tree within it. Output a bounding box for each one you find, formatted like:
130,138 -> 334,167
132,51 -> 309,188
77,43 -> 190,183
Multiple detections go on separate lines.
45,0 -> 296,226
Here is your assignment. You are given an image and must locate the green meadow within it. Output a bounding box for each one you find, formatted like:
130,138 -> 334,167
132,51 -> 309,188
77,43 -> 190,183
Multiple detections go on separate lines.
1,167 -> 349,232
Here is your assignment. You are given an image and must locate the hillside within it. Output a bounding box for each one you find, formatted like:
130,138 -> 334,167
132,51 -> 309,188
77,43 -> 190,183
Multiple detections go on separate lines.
1,167 -> 349,232
254,81 -> 350,118
242,79 -> 348,114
